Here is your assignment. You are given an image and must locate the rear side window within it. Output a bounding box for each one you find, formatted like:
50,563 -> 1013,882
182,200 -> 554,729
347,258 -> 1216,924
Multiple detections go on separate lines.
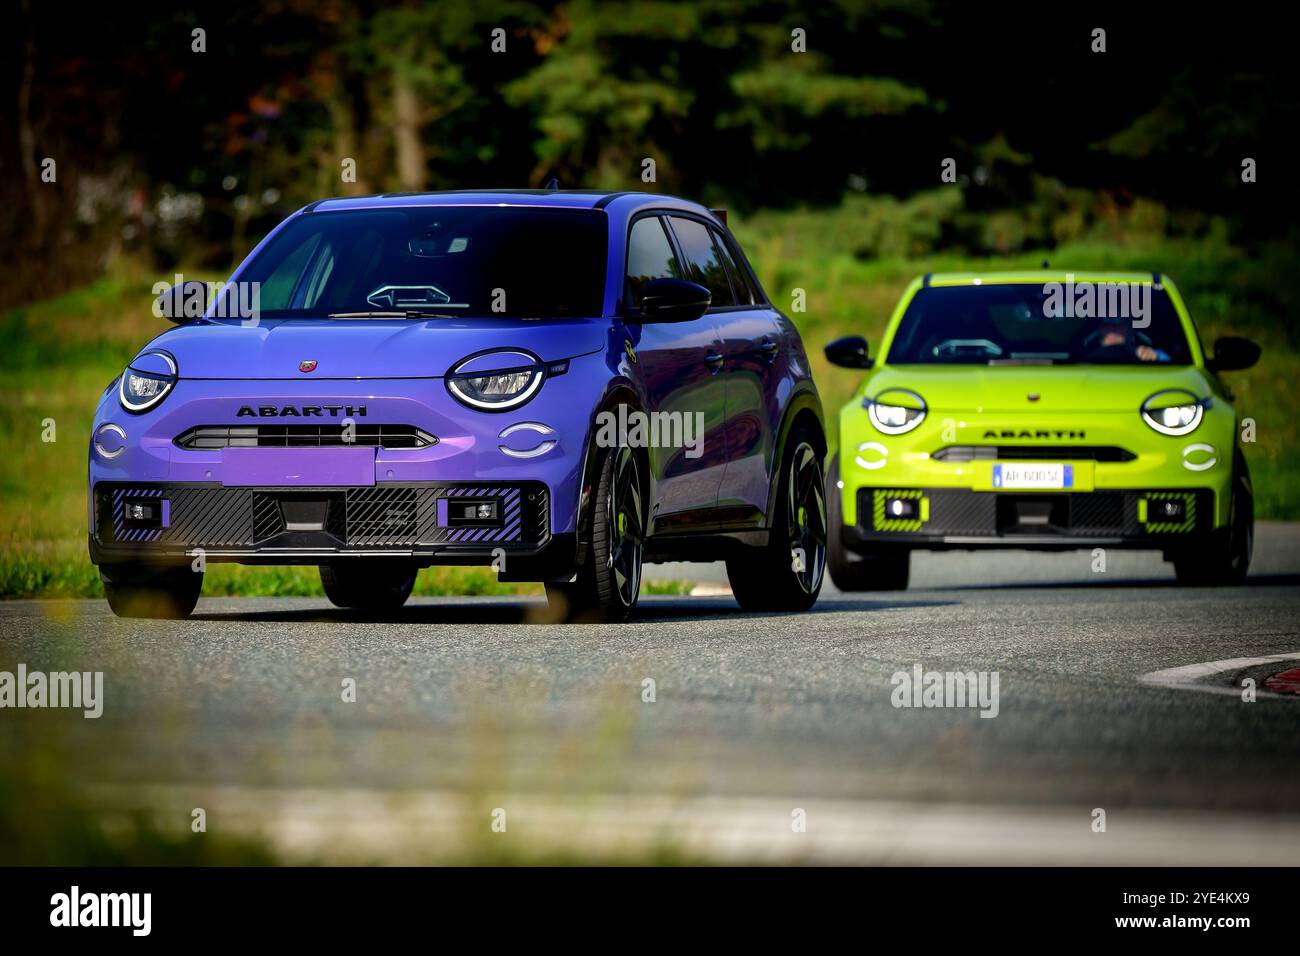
711,232 -> 754,306
723,233 -> 765,305
625,216 -> 683,309
668,216 -> 736,308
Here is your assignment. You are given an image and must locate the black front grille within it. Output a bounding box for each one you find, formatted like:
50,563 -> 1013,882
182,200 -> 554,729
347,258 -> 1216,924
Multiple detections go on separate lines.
932,445 -> 1136,463
1067,492 -> 1129,532
346,487 -> 421,544
174,425 -> 437,449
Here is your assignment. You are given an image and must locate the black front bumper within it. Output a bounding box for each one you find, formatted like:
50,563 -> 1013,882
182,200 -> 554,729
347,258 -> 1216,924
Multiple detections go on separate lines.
89,481 -> 576,576
845,487 -> 1215,551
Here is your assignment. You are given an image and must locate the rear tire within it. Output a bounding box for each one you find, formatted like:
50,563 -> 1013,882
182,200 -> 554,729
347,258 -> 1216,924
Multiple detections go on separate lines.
825,455 -> 910,592
320,560 -> 418,611
100,563 -> 203,619
547,438 -> 645,623
1173,452 -> 1253,586
726,424 -> 827,611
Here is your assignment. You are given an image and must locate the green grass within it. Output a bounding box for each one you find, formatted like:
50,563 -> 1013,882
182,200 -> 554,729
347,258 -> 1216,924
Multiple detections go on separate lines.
3,202 -> 1298,600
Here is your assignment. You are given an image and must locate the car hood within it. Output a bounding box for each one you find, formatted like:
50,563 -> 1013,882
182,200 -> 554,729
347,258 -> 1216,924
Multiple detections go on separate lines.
866,365 -> 1212,413
139,317 -> 607,379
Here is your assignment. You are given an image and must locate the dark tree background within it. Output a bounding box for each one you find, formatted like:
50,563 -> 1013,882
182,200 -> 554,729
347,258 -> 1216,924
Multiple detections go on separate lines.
3,0 -> 1295,306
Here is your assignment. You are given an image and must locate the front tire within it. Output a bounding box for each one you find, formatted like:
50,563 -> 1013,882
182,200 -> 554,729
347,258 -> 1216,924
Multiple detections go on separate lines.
547,440 -> 645,623
825,455 -> 910,592
1173,452 -> 1253,586
320,560 -> 418,611
100,563 -> 203,619
725,425 -> 827,611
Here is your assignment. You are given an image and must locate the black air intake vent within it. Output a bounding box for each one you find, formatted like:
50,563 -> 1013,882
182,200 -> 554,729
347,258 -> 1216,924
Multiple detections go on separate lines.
175,425 -> 436,450
932,445 -> 1136,463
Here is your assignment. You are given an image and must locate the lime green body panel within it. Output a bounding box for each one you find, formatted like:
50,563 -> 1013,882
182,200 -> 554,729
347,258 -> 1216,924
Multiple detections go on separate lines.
837,272 -> 1238,535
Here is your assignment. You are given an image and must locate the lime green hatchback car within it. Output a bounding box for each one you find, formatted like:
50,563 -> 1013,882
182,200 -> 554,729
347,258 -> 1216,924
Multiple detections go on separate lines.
824,271 -> 1260,590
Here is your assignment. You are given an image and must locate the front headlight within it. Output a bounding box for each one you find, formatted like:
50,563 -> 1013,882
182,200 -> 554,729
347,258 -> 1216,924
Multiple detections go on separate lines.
866,388 -> 927,435
446,350 -> 547,411
1141,389 -> 1207,436
118,351 -> 178,413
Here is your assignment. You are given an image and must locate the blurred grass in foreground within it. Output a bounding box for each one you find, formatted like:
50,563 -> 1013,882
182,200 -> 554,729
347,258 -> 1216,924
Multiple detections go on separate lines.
0,660 -> 701,865
0,718 -> 277,865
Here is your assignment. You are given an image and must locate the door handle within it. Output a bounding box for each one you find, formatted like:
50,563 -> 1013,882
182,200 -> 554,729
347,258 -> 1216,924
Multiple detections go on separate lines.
704,350 -> 724,372
760,337 -> 780,362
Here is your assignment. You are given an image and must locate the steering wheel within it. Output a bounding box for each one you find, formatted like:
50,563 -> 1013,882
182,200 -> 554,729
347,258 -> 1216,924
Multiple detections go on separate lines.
1078,327 -> 1157,360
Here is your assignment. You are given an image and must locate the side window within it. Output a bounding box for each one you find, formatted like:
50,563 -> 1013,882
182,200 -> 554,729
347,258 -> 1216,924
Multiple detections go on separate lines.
710,229 -> 753,306
300,243 -> 335,309
625,216 -> 683,309
668,216 -> 736,308
256,233 -> 322,311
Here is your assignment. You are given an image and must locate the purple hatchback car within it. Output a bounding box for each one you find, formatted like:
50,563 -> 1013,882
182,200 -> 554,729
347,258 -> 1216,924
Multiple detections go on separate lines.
89,190 -> 827,621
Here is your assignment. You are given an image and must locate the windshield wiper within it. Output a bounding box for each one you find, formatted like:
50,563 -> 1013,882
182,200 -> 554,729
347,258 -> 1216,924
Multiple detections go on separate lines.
326,311 -> 459,319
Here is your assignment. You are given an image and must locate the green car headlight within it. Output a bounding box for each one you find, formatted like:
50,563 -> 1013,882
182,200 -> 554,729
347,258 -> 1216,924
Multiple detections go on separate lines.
866,388 -> 927,435
1141,389 -> 1207,436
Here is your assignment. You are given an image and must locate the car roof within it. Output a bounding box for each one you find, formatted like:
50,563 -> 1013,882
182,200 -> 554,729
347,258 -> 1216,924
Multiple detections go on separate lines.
307,189 -> 704,214
922,270 -> 1165,286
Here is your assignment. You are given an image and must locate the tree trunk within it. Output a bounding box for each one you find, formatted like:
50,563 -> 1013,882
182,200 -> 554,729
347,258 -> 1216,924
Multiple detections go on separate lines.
329,91 -> 367,195
18,2 -> 47,249
392,70 -> 425,191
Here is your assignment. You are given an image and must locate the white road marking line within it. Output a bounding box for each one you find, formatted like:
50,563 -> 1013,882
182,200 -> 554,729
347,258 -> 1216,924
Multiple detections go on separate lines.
1139,652 -> 1300,698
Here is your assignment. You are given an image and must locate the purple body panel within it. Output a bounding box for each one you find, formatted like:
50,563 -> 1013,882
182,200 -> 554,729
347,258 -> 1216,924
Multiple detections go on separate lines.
89,191 -> 822,572
221,447 -> 377,487
155,317 -> 605,379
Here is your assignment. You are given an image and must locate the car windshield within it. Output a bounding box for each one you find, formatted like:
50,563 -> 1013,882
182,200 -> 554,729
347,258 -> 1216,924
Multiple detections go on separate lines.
230,207 -> 607,319
886,283 -> 1194,365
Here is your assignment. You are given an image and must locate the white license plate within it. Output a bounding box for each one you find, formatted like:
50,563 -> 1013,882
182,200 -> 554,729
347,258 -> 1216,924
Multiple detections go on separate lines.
993,463 -> 1073,489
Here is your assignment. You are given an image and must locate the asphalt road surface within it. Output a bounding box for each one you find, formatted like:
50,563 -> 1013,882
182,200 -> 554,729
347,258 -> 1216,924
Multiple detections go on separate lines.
3,523 -> 1299,863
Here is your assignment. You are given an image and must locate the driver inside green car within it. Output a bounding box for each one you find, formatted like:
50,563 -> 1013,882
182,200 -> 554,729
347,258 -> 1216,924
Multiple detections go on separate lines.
1092,319 -> 1170,363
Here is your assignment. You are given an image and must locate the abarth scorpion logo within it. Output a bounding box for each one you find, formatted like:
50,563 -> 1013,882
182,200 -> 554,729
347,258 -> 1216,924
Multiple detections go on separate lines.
299,360 -> 318,373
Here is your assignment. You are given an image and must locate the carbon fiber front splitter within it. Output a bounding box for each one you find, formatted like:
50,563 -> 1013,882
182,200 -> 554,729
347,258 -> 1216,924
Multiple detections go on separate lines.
844,487 -> 1217,552
89,481 -> 573,574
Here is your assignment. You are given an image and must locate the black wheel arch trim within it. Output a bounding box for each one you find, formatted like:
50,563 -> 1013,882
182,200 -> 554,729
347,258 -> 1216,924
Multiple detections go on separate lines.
763,385 -> 826,532
573,383 -> 651,563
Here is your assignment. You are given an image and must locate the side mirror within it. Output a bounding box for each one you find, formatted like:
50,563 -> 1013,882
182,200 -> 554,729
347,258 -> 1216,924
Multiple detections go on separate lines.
636,278 -> 711,324
1208,336 -> 1260,372
153,280 -> 209,324
825,335 -> 872,369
